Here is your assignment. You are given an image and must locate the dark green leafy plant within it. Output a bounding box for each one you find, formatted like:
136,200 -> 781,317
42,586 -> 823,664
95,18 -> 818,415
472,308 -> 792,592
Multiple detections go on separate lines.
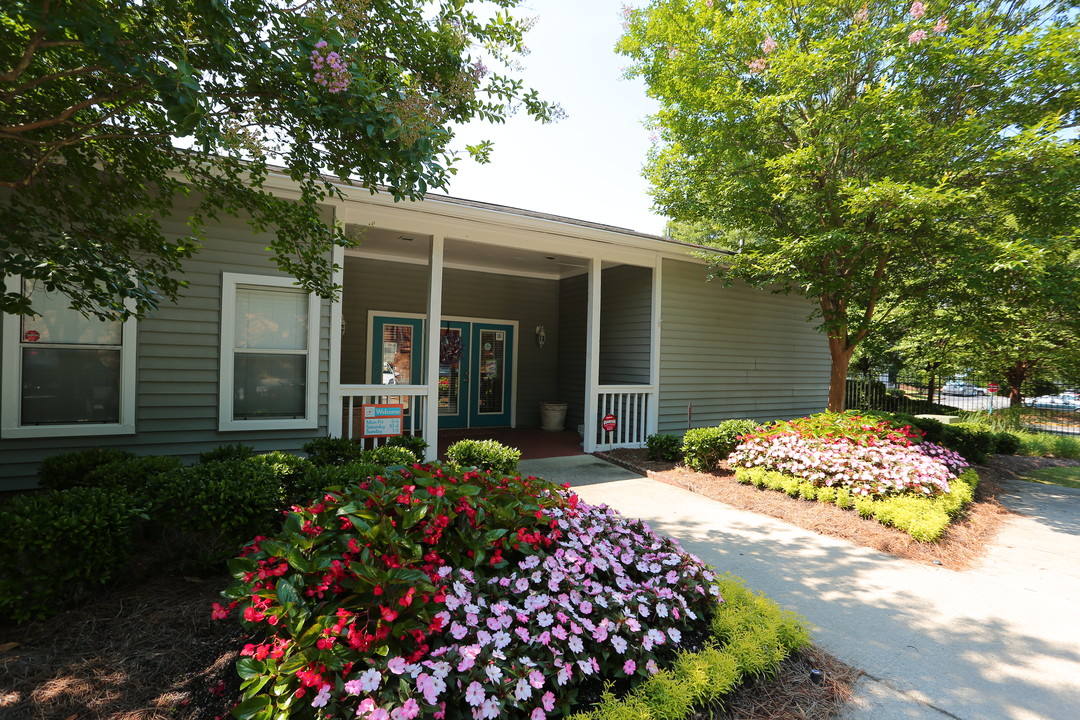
199,443 -> 255,464
303,437 -> 365,467
646,433 -> 682,461
445,439 -> 521,474
682,420 -> 761,471
385,435 -> 429,462
153,460 -> 282,566
250,452 -> 317,508
0,486 -> 140,622
362,445 -> 420,469
36,448 -> 136,490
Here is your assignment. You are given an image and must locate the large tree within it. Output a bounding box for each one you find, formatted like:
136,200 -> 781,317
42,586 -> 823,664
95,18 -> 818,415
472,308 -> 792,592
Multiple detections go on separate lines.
619,0 -> 1080,411
1,0 -> 559,319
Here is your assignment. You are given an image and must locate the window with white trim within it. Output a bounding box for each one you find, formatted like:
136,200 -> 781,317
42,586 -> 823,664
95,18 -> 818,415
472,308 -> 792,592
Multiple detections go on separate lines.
1,278 -> 137,438
219,273 -> 320,431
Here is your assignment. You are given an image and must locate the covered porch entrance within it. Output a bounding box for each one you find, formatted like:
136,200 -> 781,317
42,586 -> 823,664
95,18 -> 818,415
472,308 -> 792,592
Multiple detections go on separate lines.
327,204 -> 667,461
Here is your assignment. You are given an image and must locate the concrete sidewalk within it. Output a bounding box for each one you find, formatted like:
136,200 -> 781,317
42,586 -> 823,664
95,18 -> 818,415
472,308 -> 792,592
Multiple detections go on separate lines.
519,456 -> 1080,720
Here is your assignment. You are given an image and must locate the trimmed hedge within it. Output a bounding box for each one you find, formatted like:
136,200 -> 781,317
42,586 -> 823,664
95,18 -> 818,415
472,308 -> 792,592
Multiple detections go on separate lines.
384,434 -> 429,461
36,448 -> 136,490
736,467 -> 979,542
870,411 -> 1022,463
567,575 -> 810,720
0,486 -> 141,622
302,436 -> 364,466
446,438 -> 522,474
646,433 -> 682,461
1,443 -> 418,622
682,420 -> 760,471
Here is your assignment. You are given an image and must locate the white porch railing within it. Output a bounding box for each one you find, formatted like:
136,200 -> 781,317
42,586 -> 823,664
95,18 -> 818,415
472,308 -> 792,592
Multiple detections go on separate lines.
593,385 -> 656,451
339,384 -> 430,450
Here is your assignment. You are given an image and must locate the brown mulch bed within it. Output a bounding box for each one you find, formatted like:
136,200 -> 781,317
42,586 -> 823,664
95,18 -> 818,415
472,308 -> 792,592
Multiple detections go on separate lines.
0,573 -> 245,720
596,450 -> 1035,571
0,573 -> 857,720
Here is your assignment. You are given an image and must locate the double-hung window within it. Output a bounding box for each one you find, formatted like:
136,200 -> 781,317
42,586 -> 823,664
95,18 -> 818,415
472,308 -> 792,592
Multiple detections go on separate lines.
1,278 -> 136,438
219,273 -> 320,431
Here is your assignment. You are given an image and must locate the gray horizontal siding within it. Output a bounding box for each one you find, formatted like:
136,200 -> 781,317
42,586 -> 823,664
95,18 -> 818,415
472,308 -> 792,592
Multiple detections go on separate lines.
599,265 -> 652,386
556,275 -> 587,429
658,258 -> 830,433
1,203 -> 335,491
340,257 -> 559,427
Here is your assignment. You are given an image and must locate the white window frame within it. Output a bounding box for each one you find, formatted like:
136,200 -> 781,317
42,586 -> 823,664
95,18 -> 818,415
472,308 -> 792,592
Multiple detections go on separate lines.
1,276 -> 137,438
219,272 -> 320,431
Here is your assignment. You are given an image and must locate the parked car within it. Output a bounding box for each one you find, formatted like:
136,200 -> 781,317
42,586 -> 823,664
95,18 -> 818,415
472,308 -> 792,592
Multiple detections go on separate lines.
942,381 -> 987,396
1024,394 -> 1080,411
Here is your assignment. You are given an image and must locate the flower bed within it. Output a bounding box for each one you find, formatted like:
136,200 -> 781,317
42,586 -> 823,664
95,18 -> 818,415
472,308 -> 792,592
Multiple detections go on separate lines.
217,463 -> 806,720
728,413 -> 976,541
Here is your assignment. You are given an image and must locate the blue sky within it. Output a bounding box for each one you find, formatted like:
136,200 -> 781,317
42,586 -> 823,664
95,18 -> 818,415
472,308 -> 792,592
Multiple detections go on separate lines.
445,0 -> 667,235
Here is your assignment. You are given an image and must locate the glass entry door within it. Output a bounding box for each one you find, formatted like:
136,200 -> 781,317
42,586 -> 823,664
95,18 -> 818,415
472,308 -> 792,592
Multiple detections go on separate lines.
469,322 -> 514,427
437,321 -> 470,429
371,316 -> 514,429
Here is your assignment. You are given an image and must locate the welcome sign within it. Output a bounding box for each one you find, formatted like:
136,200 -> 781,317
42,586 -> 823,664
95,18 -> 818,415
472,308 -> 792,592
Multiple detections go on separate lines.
361,404 -> 404,437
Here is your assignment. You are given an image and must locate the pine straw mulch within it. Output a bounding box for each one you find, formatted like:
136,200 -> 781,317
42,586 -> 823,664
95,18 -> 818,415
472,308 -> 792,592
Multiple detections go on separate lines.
595,450 -> 1039,572
0,573 -> 858,720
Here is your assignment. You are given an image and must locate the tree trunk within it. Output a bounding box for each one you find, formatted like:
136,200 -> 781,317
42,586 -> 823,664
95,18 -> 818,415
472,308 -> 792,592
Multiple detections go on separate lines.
1005,361 -> 1030,407
927,372 -> 937,405
827,336 -> 855,412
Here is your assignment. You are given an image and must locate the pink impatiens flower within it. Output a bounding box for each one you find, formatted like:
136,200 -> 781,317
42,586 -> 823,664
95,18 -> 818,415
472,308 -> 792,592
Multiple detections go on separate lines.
465,681 -> 485,707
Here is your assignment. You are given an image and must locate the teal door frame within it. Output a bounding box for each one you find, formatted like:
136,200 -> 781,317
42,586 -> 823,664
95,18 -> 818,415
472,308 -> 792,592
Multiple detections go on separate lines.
468,322 -> 514,428
437,320 -> 470,429
371,315 -> 515,429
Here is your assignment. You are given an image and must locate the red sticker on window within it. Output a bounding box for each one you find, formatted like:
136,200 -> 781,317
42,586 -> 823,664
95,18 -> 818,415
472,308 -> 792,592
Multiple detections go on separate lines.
24,330 -> 40,342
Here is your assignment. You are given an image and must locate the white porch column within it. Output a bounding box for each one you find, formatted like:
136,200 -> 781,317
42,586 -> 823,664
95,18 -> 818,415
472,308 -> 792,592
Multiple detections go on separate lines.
583,256 -> 602,453
328,244 -> 345,438
423,235 -> 445,461
647,254 -> 662,438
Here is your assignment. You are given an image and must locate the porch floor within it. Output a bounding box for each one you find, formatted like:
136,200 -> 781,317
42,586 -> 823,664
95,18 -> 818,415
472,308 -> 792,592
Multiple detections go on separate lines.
436,427 -> 584,461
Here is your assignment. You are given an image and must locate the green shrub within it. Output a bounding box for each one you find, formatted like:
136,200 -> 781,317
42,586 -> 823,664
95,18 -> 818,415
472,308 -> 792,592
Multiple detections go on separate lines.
288,461 -> 388,506
834,487 -> 853,509
798,481 -> 817,500
384,434 -> 429,462
646,433 -> 682,461
816,486 -> 837,504
303,436 -> 364,466
199,443 -> 255,464
249,452 -> 316,507
83,455 -> 184,497
992,431 -> 1023,455
942,423 -> 995,463
682,420 -> 760,471
445,439 -> 522,474
36,448 -> 135,490
0,487 -> 140,622
362,444 -> 420,468
154,460 -> 282,566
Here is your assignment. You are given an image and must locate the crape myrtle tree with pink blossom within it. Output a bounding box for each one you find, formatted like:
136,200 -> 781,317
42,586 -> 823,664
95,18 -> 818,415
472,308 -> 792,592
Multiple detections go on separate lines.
1,0 -> 560,320
618,0 -> 1080,412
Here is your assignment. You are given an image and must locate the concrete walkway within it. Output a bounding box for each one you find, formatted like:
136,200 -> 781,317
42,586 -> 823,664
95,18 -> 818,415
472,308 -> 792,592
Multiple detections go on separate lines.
519,456 -> 1080,720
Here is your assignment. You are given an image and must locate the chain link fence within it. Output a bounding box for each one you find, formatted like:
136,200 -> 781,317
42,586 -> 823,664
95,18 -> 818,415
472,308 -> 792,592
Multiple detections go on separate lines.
845,368 -> 1080,436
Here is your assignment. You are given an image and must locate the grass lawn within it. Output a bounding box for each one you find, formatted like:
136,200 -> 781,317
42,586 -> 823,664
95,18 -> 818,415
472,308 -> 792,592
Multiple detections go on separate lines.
1021,466 -> 1080,490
